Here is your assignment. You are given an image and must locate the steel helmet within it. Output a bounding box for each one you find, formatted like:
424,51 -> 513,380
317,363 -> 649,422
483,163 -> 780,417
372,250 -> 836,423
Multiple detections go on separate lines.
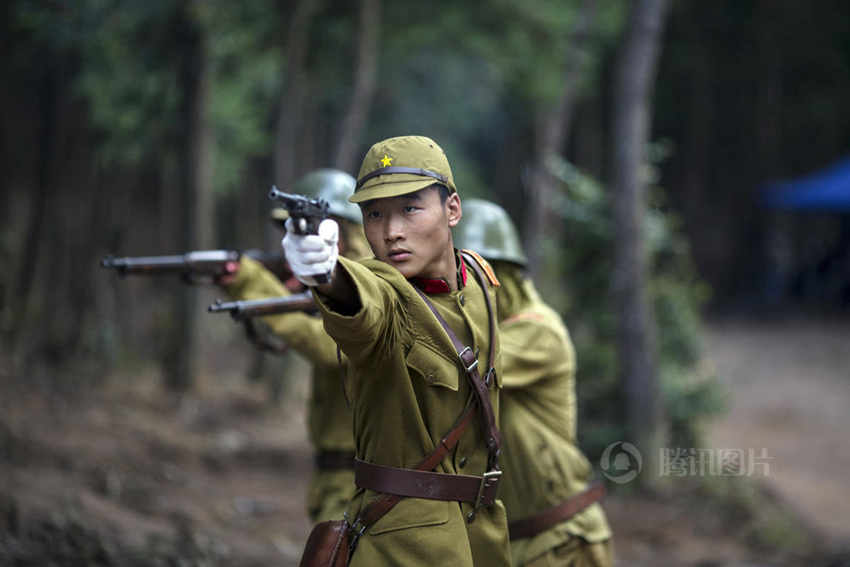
453,199 -> 527,267
291,169 -> 362,224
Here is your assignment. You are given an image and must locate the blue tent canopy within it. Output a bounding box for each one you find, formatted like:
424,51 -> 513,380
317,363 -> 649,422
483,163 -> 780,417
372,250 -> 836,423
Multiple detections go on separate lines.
762,157 -> 850,211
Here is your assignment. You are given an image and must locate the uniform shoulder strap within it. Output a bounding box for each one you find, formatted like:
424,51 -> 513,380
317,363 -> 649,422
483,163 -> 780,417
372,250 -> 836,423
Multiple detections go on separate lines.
459,251 -> 497,379
461,249 -> 500,288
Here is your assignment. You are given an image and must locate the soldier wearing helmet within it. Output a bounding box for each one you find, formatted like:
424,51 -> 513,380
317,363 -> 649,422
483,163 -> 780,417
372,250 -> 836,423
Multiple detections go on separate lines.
221,168 -> 369,523
283,136 -> 511,566
454,199 -> 613,567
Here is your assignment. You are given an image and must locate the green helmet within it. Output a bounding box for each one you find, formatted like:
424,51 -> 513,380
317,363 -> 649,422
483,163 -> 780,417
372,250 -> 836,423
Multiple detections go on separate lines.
291,169 -> 362,224
453,199 -> 527,267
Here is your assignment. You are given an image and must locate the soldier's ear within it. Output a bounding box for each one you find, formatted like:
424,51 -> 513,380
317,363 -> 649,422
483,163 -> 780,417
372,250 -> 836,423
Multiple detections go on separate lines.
447,193 -> 462,227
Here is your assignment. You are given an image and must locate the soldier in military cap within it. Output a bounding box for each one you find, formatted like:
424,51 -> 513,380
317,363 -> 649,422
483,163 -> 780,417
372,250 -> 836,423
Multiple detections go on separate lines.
454,199 -> 613,567
220,169 -> 370,523
283,136 -> 511,566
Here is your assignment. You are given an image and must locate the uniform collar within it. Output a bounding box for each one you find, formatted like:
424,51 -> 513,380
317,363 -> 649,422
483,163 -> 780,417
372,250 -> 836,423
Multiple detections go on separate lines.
410,251 -> 468,294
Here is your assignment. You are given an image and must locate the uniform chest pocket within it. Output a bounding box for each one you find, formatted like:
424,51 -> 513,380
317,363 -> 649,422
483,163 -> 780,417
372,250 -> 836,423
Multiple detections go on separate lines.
405,341 -> 459,391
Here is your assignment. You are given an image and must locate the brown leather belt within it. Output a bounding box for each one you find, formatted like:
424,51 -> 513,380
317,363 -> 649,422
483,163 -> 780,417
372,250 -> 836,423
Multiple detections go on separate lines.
314,450 -> 356,471
508,483 -> 606,541
354,459 -> 502,507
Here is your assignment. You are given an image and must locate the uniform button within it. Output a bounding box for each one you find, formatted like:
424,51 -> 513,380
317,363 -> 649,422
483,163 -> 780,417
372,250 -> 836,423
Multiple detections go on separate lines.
458,456 -> 468,468
459,294 -> 465,306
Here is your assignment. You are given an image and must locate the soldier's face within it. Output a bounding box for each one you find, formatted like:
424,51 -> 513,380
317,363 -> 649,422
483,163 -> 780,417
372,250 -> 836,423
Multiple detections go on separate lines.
361,186 -> 462,281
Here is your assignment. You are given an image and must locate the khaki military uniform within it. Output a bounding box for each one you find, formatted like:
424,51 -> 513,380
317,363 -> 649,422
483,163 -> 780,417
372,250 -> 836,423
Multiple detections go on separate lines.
225,256 -> 356,522
495,265 -> 612,567
313,254 -> 512,567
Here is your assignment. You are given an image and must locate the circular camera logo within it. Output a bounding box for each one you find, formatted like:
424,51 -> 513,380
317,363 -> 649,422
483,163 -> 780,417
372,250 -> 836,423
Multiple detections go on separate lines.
600,441 -> 642,484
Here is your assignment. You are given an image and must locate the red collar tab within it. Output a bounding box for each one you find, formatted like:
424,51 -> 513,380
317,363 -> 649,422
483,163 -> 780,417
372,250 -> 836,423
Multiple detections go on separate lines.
410,253 -> 468,295
411,276 -> 451,294
459,254 -> 468,286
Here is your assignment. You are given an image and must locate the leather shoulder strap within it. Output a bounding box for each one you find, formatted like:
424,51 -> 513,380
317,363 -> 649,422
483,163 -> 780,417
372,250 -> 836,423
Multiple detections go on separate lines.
460,251 -> 497,376
413,270 -> 501,467
461,249 -> 500,287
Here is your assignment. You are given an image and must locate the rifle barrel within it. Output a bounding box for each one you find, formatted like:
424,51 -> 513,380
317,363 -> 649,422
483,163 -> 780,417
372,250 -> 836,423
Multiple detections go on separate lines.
207,293 -> 315,320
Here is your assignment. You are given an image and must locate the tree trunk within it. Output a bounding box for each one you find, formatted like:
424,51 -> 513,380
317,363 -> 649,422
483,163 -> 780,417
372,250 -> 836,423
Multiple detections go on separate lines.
610,0 -> 670,488
523,0 -> 595,280
0,89 -> 8,339
250,0 -> 321,398
274,0 -> 322,189
269,0 -> 321,256
754,0 -> 783,182
64,107 -> 102,361
573,96 -> 605,182
164,4 -> 214,391
11,53 -> 59,363
334,0 -> 381,173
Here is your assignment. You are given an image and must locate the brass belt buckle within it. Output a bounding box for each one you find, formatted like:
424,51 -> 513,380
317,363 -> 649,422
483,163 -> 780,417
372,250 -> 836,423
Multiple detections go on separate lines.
467,470 -> 502,523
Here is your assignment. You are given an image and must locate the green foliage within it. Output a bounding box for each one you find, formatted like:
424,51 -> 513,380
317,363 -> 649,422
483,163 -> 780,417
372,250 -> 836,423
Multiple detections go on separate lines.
68,2 -> 186,165
12,3 -> 183,166
11,0 -> 626,201
17,0 -> 280,194
546,155 -> 726,457
364,0 -> 625,200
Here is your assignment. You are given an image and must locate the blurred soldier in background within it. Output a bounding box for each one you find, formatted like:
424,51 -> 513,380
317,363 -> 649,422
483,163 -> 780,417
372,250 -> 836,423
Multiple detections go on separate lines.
220,169 -> 369,522
454,199 -> 613,567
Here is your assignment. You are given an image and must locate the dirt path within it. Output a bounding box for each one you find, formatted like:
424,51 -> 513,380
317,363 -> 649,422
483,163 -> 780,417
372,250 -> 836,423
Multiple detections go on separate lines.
4,322 -> 848,565
704,316 -> 850,546
0,374 -> 314,566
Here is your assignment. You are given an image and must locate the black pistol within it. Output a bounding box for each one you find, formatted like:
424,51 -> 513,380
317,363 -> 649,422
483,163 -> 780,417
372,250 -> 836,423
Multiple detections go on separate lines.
268,185 -> 332,284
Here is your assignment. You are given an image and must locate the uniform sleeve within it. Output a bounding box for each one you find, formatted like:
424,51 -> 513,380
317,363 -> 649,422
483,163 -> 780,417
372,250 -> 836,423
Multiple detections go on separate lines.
499,318 -> 575,390
312,257 -> 405,365
224,257 -> 340,367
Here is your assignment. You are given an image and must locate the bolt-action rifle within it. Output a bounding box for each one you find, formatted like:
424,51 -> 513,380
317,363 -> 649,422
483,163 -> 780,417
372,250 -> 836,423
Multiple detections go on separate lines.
100,249 -> 291,283
207,292 -> 315,321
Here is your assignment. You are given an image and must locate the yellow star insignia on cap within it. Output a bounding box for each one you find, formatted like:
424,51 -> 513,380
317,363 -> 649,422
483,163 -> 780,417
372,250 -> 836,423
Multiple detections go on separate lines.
380,154 -> 393,167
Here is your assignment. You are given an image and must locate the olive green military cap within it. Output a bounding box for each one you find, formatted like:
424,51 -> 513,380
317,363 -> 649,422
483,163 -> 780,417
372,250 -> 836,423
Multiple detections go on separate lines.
453,199 -> 528,267
351,136 -> 457,203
